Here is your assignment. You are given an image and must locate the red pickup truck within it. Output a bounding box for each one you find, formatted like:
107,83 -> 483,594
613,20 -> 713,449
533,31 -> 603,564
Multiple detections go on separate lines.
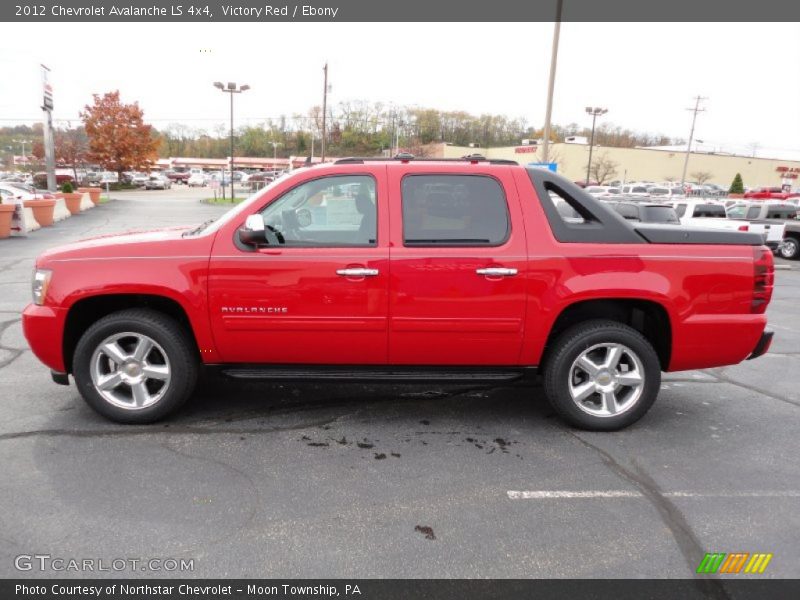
22,158 -> 775,430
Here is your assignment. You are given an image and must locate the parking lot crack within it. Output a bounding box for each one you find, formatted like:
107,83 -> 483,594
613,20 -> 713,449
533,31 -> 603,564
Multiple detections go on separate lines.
703,368 -> 800,408
567,431 -> 730,599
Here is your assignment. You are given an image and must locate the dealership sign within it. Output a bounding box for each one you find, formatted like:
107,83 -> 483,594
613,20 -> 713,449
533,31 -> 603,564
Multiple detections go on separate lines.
42,68 -> 53,111
776,166 -> 799,179
515,146 -> 537,154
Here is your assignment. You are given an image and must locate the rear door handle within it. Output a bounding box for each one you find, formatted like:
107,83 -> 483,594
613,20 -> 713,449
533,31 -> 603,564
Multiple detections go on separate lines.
476,267 -> 518,277
336,268 -> 379,277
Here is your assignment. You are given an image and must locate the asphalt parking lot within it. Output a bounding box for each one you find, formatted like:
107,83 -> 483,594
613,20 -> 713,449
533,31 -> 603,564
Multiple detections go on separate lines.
0,186 -> 798,581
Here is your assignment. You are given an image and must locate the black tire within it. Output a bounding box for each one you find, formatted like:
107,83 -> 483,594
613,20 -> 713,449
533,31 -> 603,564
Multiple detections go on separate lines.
780,235 -> 799,260
72,309 -> 198,423
542,319 -> 661,431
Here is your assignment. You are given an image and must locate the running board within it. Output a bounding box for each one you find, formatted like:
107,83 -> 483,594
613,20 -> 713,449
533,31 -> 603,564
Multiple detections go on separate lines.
219,366 -> 530,383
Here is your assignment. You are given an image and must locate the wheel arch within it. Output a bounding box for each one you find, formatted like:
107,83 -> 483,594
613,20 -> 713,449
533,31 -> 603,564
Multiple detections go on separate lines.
63,294 -> 200,374
542,298 -> 672,370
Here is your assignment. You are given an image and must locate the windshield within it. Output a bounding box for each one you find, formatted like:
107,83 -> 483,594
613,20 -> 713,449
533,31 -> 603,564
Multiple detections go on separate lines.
191,170 -> 299,236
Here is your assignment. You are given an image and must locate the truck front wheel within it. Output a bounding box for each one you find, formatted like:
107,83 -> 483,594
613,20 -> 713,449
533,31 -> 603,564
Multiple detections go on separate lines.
72,309 -> 199,423
543,320 -> 661,431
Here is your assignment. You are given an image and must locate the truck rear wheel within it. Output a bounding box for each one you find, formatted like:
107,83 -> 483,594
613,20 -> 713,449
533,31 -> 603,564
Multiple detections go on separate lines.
779,236 -> 799,260
72,309 -> 198,423
542,320 -> 661,431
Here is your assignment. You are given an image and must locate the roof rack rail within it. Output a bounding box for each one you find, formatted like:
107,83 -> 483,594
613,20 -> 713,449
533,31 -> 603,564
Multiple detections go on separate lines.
333,156 -> 519,165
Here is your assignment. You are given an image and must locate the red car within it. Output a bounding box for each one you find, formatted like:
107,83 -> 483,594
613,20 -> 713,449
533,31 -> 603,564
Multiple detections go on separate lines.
744,187 -> 800,200
22,158 -> 774,430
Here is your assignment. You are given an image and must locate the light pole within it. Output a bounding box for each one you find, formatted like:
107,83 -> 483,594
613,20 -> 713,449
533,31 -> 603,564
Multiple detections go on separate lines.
270,141 -> 283,166
213,81 -> 250,201
585,106 -> 608,185
12,139 -> 32,162
541,0 -> 563,165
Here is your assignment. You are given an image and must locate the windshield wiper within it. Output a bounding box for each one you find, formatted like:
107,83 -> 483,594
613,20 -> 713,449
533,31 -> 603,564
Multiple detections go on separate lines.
183,219 -> 216,237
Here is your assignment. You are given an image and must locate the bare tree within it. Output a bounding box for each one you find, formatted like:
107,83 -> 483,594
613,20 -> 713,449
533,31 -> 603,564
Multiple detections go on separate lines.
690,171 -> 713,185
590,153 -> 618,185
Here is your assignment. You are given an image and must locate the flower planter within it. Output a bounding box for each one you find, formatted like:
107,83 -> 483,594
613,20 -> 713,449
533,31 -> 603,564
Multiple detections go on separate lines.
63,193 -> 83,215
23,199 -> 56,227
78,187 -> 103,205
0,204 -> 15,238
728,193 -> 745,198
54,192 -> 65,199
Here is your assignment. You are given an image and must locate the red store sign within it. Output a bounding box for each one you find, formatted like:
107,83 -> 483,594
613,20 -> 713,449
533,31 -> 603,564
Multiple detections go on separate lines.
515,146 -> 537,154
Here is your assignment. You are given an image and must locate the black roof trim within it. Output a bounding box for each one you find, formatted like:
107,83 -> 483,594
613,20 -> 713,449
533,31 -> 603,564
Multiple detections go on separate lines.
334,156 -> 519,165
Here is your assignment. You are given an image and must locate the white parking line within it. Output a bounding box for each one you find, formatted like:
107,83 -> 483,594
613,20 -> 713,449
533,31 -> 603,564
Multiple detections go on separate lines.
507,490 -> 800,499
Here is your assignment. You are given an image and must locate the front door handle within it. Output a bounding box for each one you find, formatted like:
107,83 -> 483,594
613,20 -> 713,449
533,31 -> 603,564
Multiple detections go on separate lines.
336,268 -> 380,277
476,267 -> 518,277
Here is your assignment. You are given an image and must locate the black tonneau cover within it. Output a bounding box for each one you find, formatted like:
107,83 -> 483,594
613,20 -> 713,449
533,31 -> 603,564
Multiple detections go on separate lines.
634,224 -> 764,245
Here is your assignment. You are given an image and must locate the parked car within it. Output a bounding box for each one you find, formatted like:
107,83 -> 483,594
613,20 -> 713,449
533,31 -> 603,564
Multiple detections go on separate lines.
165,170 -> 191,185
0,182 -> 38,202
744,187 -> 800,201
144,174 -> 172,190
605,201 -> 680,224
727,202 -> 799,259
1,182 -> 55,199
21,159 -> 776,432
187,172 -> 207,187
620,184 -> 651,198
669,199 -> 784,247
129,173 -> 149,187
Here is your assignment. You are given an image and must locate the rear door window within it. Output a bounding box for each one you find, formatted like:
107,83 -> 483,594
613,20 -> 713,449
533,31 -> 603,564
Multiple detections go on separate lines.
401,175 -> 510,246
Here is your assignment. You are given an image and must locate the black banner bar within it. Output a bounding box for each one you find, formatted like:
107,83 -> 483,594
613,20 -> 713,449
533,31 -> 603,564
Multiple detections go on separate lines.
3,0 -> 800,22
4,579 -> 800,600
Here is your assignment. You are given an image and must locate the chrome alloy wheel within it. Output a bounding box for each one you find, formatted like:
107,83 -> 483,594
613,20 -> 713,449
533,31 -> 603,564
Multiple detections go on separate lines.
780,238 -> 798,259
567,343 -> 645,417
89,332 -> 171,410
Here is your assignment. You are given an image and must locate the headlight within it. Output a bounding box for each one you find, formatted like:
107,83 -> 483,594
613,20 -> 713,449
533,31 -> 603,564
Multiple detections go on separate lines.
32,268 -> 52,306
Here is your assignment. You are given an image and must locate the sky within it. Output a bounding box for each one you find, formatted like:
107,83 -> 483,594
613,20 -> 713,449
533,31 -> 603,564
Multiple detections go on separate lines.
1,22 -> 799,159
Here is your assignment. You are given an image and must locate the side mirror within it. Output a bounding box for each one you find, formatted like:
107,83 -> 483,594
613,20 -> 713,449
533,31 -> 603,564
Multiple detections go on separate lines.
238,214 -> 265,245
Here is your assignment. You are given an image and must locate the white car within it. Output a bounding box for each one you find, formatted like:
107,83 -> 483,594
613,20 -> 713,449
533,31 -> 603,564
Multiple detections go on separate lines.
187,173 -> 207,187
0,182 -> 37,202
620,184 -> 651,198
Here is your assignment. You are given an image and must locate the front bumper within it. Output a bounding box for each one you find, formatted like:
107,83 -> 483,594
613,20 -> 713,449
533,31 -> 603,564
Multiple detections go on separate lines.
21,303 -> 67,373
747,329 -> 774,360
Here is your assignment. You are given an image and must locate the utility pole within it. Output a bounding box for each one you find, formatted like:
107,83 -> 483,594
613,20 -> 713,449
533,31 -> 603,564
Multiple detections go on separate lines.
680,96 -> 706,190
541,0 -> 563,165
321,62 -> 328,162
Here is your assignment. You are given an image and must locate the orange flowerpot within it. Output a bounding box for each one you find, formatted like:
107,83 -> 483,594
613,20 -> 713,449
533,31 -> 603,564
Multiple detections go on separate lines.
63,193 -> 83,215
54,192 -> 65,199
0,204 -> 15,238
23,199 -> 57,227
78,187 -> 102,205
728,193 -> 745,198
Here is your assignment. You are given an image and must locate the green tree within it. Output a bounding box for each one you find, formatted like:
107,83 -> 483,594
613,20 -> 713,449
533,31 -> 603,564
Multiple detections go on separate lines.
729,173 -> 745,194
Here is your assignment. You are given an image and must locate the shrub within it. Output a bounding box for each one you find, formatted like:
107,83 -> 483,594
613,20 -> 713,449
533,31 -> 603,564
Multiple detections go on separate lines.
61,181 -> 74,194
729,173 -> 744,194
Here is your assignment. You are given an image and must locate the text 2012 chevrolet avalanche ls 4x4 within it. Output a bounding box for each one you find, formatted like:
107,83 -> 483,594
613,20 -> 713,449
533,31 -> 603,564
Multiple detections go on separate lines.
22,157 -> 775,430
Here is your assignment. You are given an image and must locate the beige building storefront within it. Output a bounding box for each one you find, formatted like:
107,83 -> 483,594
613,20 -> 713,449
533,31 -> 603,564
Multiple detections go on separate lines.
431,143 -> 800,189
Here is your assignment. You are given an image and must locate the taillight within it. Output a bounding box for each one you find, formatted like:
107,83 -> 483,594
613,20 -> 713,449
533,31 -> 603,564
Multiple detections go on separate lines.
738,224 -> 749,231
752,247 -> 774,314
